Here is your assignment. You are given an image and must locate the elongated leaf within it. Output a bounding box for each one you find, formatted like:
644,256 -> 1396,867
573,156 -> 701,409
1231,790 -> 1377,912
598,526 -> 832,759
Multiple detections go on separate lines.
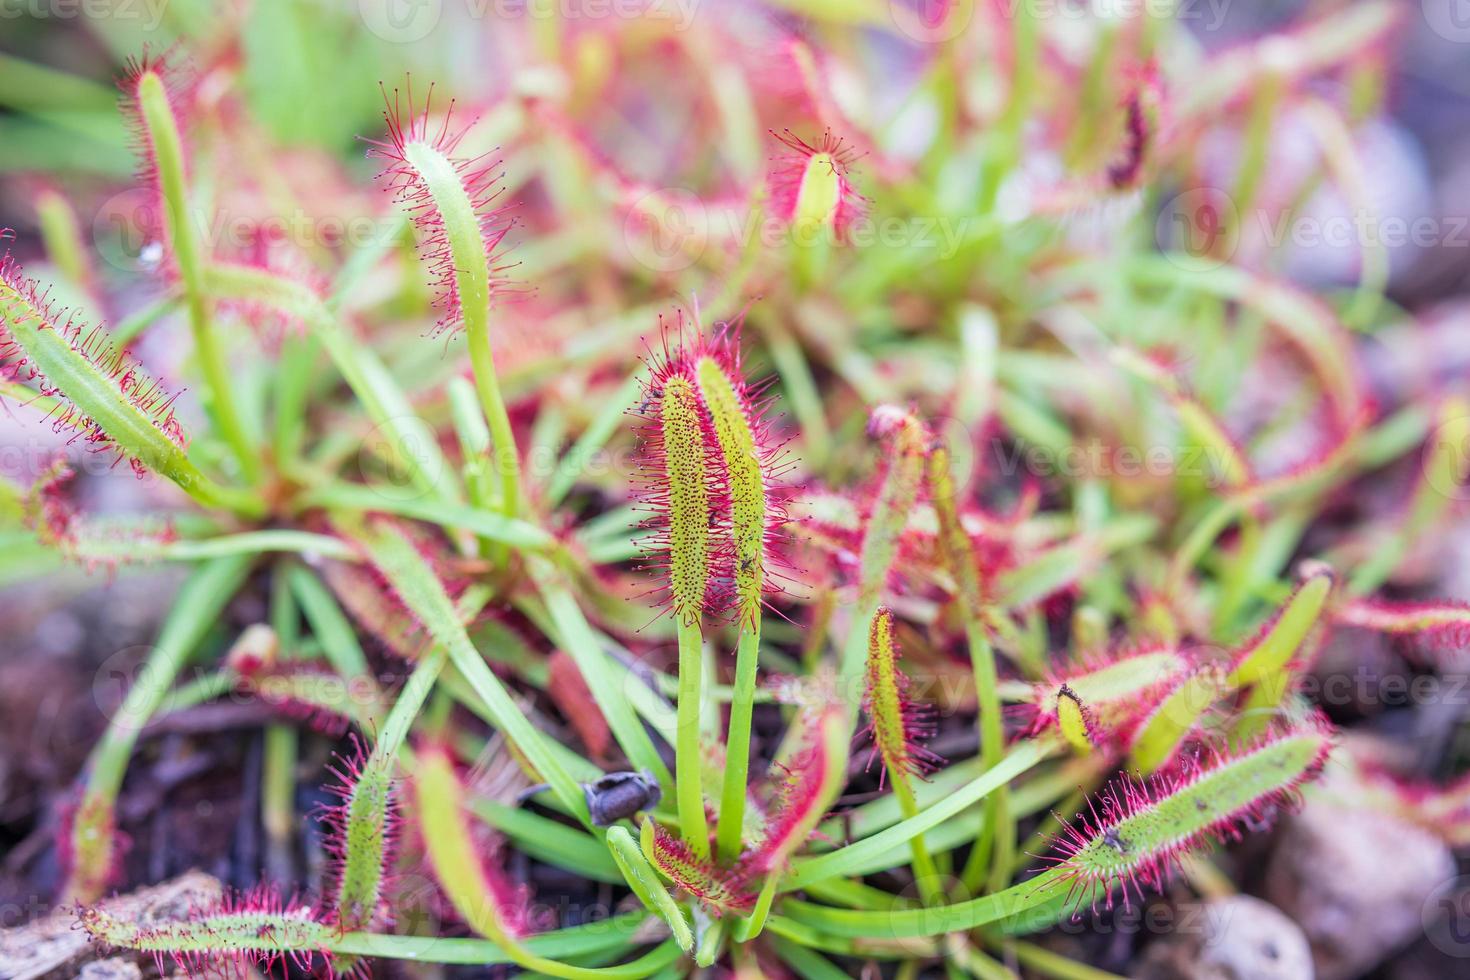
348,518 -> 589,825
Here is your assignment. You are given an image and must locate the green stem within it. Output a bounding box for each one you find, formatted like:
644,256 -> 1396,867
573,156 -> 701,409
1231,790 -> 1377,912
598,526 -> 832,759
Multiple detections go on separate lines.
35,188 -> 92,297
784,866 -> 1073,939
83,904 -> 665,967
676,616 -> 710,860
972,623 -> 1013,895
64,555 -> 252,901
1004,940 -> 1123,980
528,555 -> 672,785
271,330 -> 318,471
202,262 -> 455,504
137,72 -> 258,484
785,739 -> 1054,892
351,519 -> 591,827
715,620 -> 760,864
110,293 -> 183,347
261,724 -> 297,880
605,826 -> 693,953
891,776 -> 945,907
929,446 -> 1012,894
980,0 -> 1037,213
402,141 -> 521,518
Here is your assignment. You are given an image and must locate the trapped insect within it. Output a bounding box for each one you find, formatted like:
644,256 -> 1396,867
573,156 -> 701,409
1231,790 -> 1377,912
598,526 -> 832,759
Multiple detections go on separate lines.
584,770 -> 662,826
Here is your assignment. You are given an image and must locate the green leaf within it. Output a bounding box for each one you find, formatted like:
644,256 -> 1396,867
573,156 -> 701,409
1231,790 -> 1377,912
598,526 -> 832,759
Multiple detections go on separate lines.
784,738 -> 1053,890
301,483 -> 552,550
782,726 -> 1330,938
348,517 -> 589,826
65,555 -> 253,901
604,825 -> 693,953
0,284 -> 261,516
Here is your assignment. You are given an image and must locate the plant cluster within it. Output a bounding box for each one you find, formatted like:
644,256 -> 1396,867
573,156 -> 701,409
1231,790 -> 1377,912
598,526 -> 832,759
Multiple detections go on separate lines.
1,2 -> 1466,977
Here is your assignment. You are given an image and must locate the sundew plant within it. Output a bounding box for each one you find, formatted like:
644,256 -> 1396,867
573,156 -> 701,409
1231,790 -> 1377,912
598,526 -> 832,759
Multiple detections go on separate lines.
2,1 -> 1469,977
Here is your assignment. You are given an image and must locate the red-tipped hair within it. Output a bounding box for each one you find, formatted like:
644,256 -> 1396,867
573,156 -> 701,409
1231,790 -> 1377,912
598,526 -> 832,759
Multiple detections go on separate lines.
117,49 -> 194,277
363,79 -> 515,336
767,128 -> 868,240
0,252 -> 188,476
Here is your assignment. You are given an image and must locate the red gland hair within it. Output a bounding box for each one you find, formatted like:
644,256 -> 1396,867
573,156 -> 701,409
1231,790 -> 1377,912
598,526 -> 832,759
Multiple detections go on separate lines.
0,252 -> 188,476
768,128 -> 869,241
364,79 -> 515,336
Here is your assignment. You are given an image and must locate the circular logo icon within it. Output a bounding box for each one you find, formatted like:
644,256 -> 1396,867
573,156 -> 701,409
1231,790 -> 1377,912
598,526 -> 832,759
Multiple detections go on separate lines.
890,874 -> 974,938
1422,414 -> 1470,502
356,415 -> 445,502
890,0 -> 975,44
1424,875 -> 1470,957
622,188 -> 708,273
1423,0 -> 1470,43
1156,187 -> 1240,271
926,414 -> 980,503
92,188 -> 165,273
359,0 -> 443,43
389,871 -> 449,936
92,645 -> 185,732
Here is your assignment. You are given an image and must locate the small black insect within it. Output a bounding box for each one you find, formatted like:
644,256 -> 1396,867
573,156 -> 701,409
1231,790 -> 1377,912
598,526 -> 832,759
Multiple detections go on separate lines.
584,770 -> 662,826
1101,827 -> 1130,854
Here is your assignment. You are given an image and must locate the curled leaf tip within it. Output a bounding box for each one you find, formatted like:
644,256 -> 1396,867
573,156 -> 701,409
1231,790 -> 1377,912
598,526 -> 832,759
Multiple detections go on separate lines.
644,819 -> 755,916
863,607 -> 942,785
1055,684 -> 1095,755
633,316 -> 790,624
0,254 -> 188,476
1048,715 -> 1333,910
768,128 -> 868,240
117,49 -> 193,271
364,77 -> 515,335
